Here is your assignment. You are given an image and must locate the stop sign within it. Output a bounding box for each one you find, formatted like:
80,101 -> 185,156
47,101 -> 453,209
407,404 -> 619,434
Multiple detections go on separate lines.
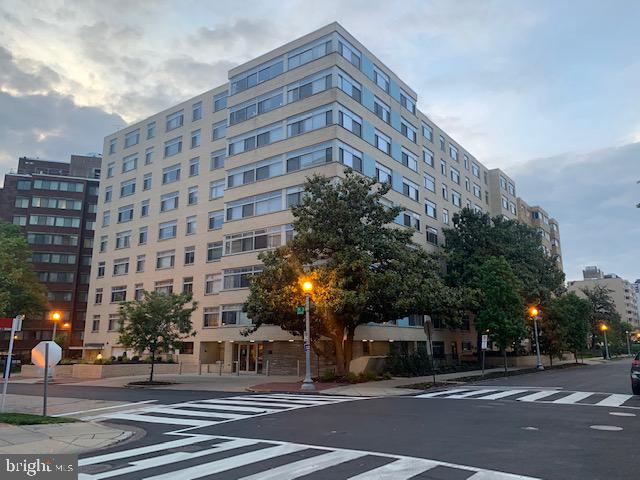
31,341 -> 62,369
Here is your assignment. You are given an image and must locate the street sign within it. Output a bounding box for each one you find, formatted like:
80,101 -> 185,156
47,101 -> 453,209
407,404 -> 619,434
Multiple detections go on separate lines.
296,306 -> 305,315
0,317 -> 21,330
31,341 -> 62,369
304,342 -> 310,352
481,334 -> 488,351
1,315 -> 24,412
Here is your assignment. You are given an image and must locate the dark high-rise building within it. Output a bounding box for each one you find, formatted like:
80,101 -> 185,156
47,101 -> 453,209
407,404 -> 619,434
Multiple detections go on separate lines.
0,155 -> 101,361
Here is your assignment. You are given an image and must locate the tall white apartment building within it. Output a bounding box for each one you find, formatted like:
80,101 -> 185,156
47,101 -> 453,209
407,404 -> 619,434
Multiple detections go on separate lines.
84,23 -> 558,373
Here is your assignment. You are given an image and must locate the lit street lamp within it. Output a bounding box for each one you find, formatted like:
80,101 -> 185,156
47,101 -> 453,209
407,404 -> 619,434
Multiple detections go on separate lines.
528,306 -> 544,371
626,330 -> 631,356
600,323 -> 610,360
301,280 -> 315,391
50,311 -> 62,339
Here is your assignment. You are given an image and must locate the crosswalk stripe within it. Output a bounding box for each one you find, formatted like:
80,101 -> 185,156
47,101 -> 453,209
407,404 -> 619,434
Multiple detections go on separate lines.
415,388 -> 472,398
172,403 -> 279,414
552,392 -> 593,404
447,389 -> 499,398
143,407 -> 249,420
595,394 -> 633,407
194,399 -> 315,408
264,394 -> 359,401
346,457 -> 440,479
516,390 -> 560,402
143,443 -> 307,480
102,413 -> 213,426
475,390 -> 529,400
241,395 -> 329,404
237,449 -> 364,480
81,438 -> 257,480
466,470 -> 540,479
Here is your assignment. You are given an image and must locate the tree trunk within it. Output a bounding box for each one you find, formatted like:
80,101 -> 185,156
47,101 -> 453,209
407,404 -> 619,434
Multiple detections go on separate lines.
503,349 -> 508,375
344,328 -> 355,374
574,351 -> 578,364
333,337 -> 346,376
549,354 -> 553,367
149,350 -> 155,383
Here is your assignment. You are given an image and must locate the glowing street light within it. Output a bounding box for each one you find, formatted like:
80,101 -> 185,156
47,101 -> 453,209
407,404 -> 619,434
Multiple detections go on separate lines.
300,279 -> 314,391
528,306 -> 544,371
50,311 -> 62,338
600,323 -> 610,360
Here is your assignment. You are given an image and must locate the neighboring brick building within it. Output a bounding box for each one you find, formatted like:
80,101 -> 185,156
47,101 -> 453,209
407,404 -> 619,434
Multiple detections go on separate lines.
0,155 -> 101,361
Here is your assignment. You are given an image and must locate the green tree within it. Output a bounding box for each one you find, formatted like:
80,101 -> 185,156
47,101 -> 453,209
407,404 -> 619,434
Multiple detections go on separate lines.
0,221 -> 48,318
541,293 -> 591,364
118,291 -> 197,382
243,170 -> 458,374
475,257 -> 525,373
580,285 -> 621,350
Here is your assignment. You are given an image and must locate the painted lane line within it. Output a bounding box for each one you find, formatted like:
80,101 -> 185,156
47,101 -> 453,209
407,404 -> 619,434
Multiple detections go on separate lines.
609,411 -> 636,417
596,394 -> 633,407
53,400 -> 157,417
415,388 -> 472,398
346,457 -> 439,479
516,390 -> 560,402
466,470 -> 541,479
474,390 -> 529,400
238,450 -> 364,480
552,392 -> 593,404
589,425 -> 623,431
143,443 -> 307,480
447,389 -> 500,399
143,407 -> 249,420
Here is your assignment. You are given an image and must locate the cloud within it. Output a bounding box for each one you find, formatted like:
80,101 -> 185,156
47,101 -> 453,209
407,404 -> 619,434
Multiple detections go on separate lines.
511,142 -> 640,282
0,46 -> 61,95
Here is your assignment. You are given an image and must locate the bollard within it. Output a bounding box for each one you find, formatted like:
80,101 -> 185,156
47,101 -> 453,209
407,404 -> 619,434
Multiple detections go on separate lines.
234,361 -> 239,376
198,363 -> 202,375
179,362 -> 182,375
207,363 -> 210,374
266,359 -> 270,377
297,359 -> 300,377
218,361 -> 222,376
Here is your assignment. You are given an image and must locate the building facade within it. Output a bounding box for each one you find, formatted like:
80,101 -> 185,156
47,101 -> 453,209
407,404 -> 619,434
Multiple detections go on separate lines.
517,197 -> 563,270
0,155 -> 101,361
83,23 -> 560,373
567,266 -> 640,327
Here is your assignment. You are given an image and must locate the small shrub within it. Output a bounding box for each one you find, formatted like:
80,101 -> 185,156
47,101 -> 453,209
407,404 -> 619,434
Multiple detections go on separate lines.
382,372 -> 393,380
358,371 -> 377,382
116,356 -> 123,362
320,370 -> 336,382
58,359 -> 74,365
131,356 -> 140,362
344,371 -> 359,383
93,358 -> 103,365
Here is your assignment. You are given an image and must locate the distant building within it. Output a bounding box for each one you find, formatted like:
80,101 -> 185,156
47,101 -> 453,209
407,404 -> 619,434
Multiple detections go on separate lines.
0,155 -> 101,361
517,198 -> 563,271
567,266 -> 640,327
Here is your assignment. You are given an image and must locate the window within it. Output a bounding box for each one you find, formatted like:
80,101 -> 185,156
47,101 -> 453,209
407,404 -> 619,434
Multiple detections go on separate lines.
230,156 -> 283,186
424,174 -> 436,192
286,186 -> 304,207
124,129 -> 140,148
182,276 -> 193,293
400,118 -> 417,142
224,225 -> 284,255
401,148 -> 418,172
288,37 -> 331,69
212,121 -> 226,140
203,307 -> 219,326
288,107 -> 333,137
464,177 -> 470,192
108,314 -> 121,331
113,258 -> 129,276
229,91 -> 283,126
189,157 -> 199,177
209,179 -> 224,199
375,162 -> 392,184
117,205 -> 133,223
286,144 -> 331,173
450,167 -> 460,185
230,59 -> 284,94
225,191 -> 282,220
184,246 -> 195,265
473,183 -> 482,198
472,163 -> 480,178
29,215 -> 81,228
501,195 -> 509,209
337,107 -> 361,136
221,304 -> 251,325
27,233 -> 78,246
210,149 -> 225,170
508,183 -> 515,195
33,179 -> 84,192
122,154 -> 137,173
111,286 -> 126,303
188,186 -> 198,205
452,190 -> 462,207
36,270 -> 75,283
191,129 -> 201,148
440,159 -> 447,176
120,179 -> 136,197
423,148 -> 434,167
204,274 -> 222,295
166,110 -> 184,131
208,210 -> 223,230
403,178 -> 419,202
500,175 -> 507,190
138,227 -> 148,245
338,37 -> 361,68
425,200 -> 437,219
14,197 -> 29,208
164,136 -> 182,157
338,72 -> 361,102
158,220 -> 177,240
156,250 -> 175,269
463,154 -> 469,170
134,283 -> 144,300
162,164 -> 181,184
109,138 -> 116,155
400,91 -> 416,114
449,144 -> 459,161
442,183 -> 448,200
192,101 -> 202,121
115,230 -> 131,249
223,266 -> 262,290
136,254 -> 145,273
155,280 -> 173,295
16,180 -> 31,190
373,97 -> 391,123
104,186 -> 113,203
147,121 -> 156,139
400,211 -> 420,231
228,123 -> 283,155
373,64 -> 389,92
12,215 -> 26,226
426,227 -> 438,245
442,208 -> 450,225
375,130 -> 391,154
207,241 -> 223,262
422,124 -> 433,142
143,173 -> 152,190
160,191 -> 179,212
186,215 -> 197,235
214,91 -> 228,111
509,202 -> 517,215
286,72 -> 331,103
439,135 -> 445,152
141,199 -> 150,217
338,143 -> 363,172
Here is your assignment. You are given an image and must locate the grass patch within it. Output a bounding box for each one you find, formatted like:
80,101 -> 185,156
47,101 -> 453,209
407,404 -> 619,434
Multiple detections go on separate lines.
0,413 -> 78,425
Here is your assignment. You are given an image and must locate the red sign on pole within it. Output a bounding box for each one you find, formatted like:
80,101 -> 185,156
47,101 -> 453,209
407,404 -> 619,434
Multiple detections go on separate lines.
0,318 -> 13,329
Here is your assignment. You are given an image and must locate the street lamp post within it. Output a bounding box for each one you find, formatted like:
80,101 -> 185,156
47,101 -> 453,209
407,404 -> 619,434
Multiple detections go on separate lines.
600,324 -> 610,360
625,330 -> 631,356
529,307 -> 544,371
301,280 -> 315,391
50,311 -> 62,339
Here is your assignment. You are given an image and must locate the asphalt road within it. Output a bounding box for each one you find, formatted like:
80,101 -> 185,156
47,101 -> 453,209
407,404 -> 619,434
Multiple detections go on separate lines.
12,359 -> 639,479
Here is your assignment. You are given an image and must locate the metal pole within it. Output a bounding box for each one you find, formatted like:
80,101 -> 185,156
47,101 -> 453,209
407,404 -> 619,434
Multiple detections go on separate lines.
533,316 -> 544,370
426,321 -> 436,385
626,331 -> 631,356
43,343 -> 49,416
1,316 -> 19,412
301,293 -> 315,391
604,330 -> 610,359
481,350 -> 485,378
52,321 -> 57,340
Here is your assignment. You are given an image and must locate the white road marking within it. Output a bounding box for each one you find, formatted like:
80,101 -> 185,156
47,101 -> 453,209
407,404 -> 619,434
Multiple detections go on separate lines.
102,412 -> 214,427
551,392 -> 593,404
516,390 -> 560,402
595,394 -> 633,407
475,390 -> 528,400
589,425 -> 623,431
171,402 -> 278,413
142,407 -> 248,420
415,388 -> 472,398
609,411 -> 636,417
52,400 -> 157,417
447,389 -> 499,399
346,457 -> 439,479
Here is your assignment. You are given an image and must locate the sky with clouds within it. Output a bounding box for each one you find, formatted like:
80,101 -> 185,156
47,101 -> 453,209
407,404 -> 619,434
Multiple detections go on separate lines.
0,0 -> 638,281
